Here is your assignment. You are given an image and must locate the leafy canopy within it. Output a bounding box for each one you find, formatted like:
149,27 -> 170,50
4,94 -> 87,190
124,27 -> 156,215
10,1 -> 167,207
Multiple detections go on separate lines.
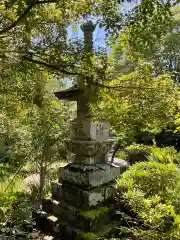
92,63 -> 179,143
0,0 -> 178,81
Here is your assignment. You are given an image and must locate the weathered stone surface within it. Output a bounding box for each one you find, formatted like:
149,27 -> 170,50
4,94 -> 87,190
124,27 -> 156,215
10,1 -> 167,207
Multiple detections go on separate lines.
43,198 -> 113,232
59,222 -> 114,240
70,117 -> 109,141
34,208 -> 115,239
60,161 -> 128,187
51,181 -> 62,200
33,210 -> 59,235
107,158 -> 129,170
42,198 -> 53,213
63,223 -> 114,240
71,154 -> 109,165
42,199 -> 63,217
61,183 -> 116,209
65,140 -> 113,157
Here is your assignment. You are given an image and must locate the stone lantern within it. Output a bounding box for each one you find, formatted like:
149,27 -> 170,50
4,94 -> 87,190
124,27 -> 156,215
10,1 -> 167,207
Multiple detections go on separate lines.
34,21 -> 128,240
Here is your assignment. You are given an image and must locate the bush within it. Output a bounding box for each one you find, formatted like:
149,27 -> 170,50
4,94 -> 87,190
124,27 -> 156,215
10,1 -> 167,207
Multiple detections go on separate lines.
115,150 -> 129,160
0,114 -> 33,167
115,144 -> 180,166
148,147 -> 180,164
0,176 -> 34,239
126,144 -> 153,164
115,144 -> 153,164
116,161 -> 180,240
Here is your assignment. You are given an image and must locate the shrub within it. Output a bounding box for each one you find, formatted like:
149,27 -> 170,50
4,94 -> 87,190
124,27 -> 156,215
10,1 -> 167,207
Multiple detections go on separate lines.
148,147 -> 179,164
115,150 -> 129,160
116,144 -> 180,166
0,177 -> 34,239
116,161 -> 180,240
0,114 -> 33,167
123,144 -> 153,164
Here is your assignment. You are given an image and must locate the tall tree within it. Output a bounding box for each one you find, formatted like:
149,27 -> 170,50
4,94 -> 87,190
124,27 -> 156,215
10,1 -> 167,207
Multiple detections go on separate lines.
0,0 -> 178,85
0,0 -> 179,199
153,6 -> 180,81
92,63 -> 179,144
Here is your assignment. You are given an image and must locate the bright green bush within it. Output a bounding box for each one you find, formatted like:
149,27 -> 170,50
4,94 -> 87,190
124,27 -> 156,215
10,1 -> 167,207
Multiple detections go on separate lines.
117,162 -> 180,239
0,176 -> 34,238
115,150 -> 128,160
116,144 -> 180,166
115,144 -> 153,164
148,147 -> 180,164
125,144 -> 153,164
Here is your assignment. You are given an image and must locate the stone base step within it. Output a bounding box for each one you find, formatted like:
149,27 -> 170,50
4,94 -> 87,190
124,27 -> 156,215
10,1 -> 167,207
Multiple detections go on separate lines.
51,181 -> 116,210
32,210 -> 62,236
51,181 -> 62,201
33,209 -> 115,240
59,161 -> 128,188
42,198 -> 113,232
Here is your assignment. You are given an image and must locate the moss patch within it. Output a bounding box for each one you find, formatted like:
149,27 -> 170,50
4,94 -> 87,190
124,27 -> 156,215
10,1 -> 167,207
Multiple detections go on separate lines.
80,206 -> 109,220
96,223 -> 114,237
83,224 -> 114,240
83,232 -> 99,240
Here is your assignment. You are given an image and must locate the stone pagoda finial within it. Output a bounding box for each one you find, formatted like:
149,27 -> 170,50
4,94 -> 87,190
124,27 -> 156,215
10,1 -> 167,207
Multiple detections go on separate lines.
81,20 -> 96,53
55,21 -> 96,118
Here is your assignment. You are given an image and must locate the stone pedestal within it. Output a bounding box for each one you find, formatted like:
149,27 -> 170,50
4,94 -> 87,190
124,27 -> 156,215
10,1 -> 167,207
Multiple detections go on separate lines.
34,160 -> 128,239
34,109 -> 128,239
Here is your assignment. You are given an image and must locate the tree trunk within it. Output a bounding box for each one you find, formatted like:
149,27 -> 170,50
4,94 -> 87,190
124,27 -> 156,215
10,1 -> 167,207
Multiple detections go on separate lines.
39,164 -> 46,205
39,139 -> 49,204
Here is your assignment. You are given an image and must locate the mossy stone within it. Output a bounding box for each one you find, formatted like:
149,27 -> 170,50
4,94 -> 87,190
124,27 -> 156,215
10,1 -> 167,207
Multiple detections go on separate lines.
79,206 -> 109,220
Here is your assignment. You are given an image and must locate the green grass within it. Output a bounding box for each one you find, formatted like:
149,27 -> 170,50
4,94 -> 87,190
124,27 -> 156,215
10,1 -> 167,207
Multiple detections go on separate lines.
0,177 -> 25,193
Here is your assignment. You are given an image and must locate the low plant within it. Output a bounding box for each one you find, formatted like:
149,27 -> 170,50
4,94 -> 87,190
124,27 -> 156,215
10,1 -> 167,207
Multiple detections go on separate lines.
148,147 -> 179,164
0,192 -> 34,239
115,150 -> 128,160
0,177 -> 25,193
121,144 -> 153,164
116,144 -> 180,166
0,164 -> 13,180
116,161 -> 180,240
0,175 -> 34,239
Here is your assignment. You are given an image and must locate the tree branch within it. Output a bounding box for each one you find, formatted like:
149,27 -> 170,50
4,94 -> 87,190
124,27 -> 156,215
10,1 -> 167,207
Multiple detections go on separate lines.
93,82 -> 154,90
173,0 -> 180,6
0,0 -> 57,35
35,0 -> 57,4
0,2 -> 36,35
23,55 -> 82,76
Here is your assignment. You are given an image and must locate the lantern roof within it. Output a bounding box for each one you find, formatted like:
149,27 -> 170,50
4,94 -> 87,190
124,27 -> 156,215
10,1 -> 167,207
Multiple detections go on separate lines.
54,86 -> 84,101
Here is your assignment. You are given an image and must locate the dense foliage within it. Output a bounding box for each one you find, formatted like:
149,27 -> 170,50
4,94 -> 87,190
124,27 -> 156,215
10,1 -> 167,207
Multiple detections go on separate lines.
102,5 -> 180,145
93,63 -> 179,144
117,161 -> 180,240
0,0 -> 180,239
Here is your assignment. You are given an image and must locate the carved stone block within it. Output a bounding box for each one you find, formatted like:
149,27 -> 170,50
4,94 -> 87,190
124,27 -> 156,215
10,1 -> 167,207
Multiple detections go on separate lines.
60,183 -> 116,209
65,140 -> 112,156
34,208 -> 115,239
60,161 -> 128,187
71,154 -> 108,165
51,181 -> 116,209
70,118 -> 110,141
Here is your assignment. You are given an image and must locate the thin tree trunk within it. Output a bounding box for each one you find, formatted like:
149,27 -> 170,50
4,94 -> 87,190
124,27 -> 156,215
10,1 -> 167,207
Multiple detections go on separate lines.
39,163 -> 46,205
39,138 -> 49,204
